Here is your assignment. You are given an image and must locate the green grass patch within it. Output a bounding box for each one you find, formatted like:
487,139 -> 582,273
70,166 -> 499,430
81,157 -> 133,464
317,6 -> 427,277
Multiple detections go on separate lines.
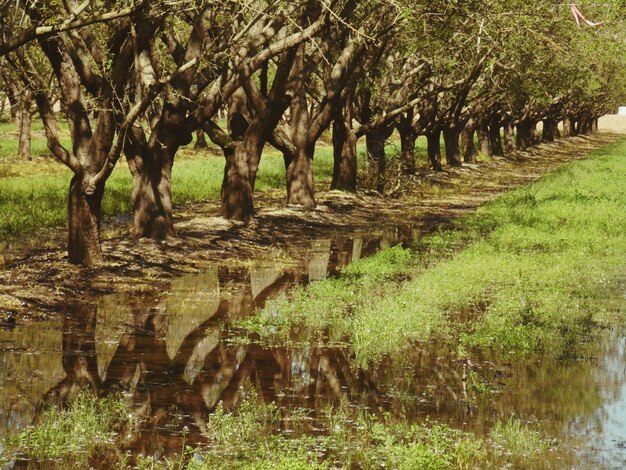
0,392 -> 128,469
188,400 -> 554,470
247,139 -> 626,364
0,120 -> 72,160
0,145 -> 339,240
135,393 -> 556,469
2,389 -> 554,469
0,115 -> 430,241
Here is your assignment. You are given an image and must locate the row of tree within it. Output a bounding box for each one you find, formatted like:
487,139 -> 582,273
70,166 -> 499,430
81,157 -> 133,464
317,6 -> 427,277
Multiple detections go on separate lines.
1,0 -> 625,265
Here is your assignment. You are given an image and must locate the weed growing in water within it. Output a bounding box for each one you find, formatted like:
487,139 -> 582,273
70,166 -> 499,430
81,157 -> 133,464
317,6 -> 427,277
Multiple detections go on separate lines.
188,395 -> 555,469
0,386 -> 558,469
1,391 -> 128,469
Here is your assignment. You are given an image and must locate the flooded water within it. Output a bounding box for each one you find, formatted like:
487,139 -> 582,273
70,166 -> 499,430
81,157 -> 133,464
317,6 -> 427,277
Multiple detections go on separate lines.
1,227 -> 625,468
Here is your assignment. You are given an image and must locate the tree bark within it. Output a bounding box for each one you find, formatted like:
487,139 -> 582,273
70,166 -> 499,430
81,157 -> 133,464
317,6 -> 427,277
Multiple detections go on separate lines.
331,108 -> 357,192
443,127 -> 462,167
194,129 -> 209,149
398,113 -> 417,174
592,118 -> 599,133
285,144 -> 316,207
68,174 -> 104,265
6,82 -> 18,120
562,117 -> 576,137
125,128 -> 177,239
488,119 -> 503,156
516,120 -> 533,150
221,138 -> 257,223
579,116 -> 593,134
130,158 -> 176,239
426,130 -> 443,171
542,118 -> 556,143
461,121 -> 476,163
477,122 -> 491,155
17,91 -> 32,160
529,120 -> 539,145
503,121 -> 516,154
366,127 -> 390,193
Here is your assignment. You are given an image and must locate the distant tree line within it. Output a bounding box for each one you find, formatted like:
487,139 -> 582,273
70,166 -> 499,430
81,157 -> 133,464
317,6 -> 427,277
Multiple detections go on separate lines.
1,0 -> 625,265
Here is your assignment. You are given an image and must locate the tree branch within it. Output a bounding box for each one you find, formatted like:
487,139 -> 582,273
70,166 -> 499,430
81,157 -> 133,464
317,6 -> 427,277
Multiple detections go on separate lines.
0,1 -> 146,57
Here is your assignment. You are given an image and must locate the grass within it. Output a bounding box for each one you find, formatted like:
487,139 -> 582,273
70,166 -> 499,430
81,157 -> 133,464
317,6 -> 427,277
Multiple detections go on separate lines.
0,392 -> 128,469
187,396 -> 555,470
0,139 -> 416,241
0,147 -> 334,240
246,139 -> 626,364
0,389 -> 557,469
0,113 -> 435,241
0,120 -> 71,160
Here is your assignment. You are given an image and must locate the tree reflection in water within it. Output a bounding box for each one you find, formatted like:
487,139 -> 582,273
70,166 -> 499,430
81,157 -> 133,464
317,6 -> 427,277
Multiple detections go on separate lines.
6,231 -> 625,466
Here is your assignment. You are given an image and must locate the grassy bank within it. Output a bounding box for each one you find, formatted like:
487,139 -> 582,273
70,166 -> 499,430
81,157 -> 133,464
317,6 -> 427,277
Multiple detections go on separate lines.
247,139 -> 626,364
1,391 -> 555,469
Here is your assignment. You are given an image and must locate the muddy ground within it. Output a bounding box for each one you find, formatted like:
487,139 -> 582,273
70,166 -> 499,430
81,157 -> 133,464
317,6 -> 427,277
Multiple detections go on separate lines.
0,132 -> 624,323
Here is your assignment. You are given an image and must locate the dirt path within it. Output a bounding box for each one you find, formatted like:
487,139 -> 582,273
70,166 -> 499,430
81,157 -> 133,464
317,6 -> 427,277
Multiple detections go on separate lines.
0,133 -> 623,321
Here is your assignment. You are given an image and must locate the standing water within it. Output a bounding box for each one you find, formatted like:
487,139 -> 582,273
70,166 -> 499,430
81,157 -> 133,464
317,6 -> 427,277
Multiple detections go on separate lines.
1,228 -> 625,468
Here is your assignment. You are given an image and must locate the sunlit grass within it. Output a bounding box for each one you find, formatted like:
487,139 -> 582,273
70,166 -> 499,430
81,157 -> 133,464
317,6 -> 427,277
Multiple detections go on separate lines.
0,392 -> 127,469
248,139 -> 626,363
0,119 -> 71,159
3,389 -> 551,469
0,113 -> 436,241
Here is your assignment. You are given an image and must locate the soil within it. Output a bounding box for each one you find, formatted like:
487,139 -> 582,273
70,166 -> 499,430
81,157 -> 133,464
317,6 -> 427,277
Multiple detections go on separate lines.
0,132 -> 623,323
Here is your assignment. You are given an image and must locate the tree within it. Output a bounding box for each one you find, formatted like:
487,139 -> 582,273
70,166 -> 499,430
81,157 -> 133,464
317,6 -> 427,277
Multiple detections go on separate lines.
5,1 -> 196,264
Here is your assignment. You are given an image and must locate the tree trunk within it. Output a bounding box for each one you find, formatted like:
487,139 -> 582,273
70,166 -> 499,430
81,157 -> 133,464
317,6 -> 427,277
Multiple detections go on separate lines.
331,111 -> 357,192
17,91 -> 32,160
562,118 -> 576,137
426,130 -> 443,171
529,120 -> 539,145
516,120 -> 533,150
461,121 -> 477,163
68,175 -> 104,265
542,118 -> 556,143
129,158 -> 176,239
398,114 -> 417,174
477,122 -> 491,155
488,120 -> 503,156
592,118 -> 599,133
366,128 -> 389,193
6,81 -> 18,120
221,139 -> 256,223
125,127 -> 177,239
503,121 -> 516,154
285,144 -> 316,207
579,116 -> 593,134
443,127 -> 462,167
194,129 -> 209,149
